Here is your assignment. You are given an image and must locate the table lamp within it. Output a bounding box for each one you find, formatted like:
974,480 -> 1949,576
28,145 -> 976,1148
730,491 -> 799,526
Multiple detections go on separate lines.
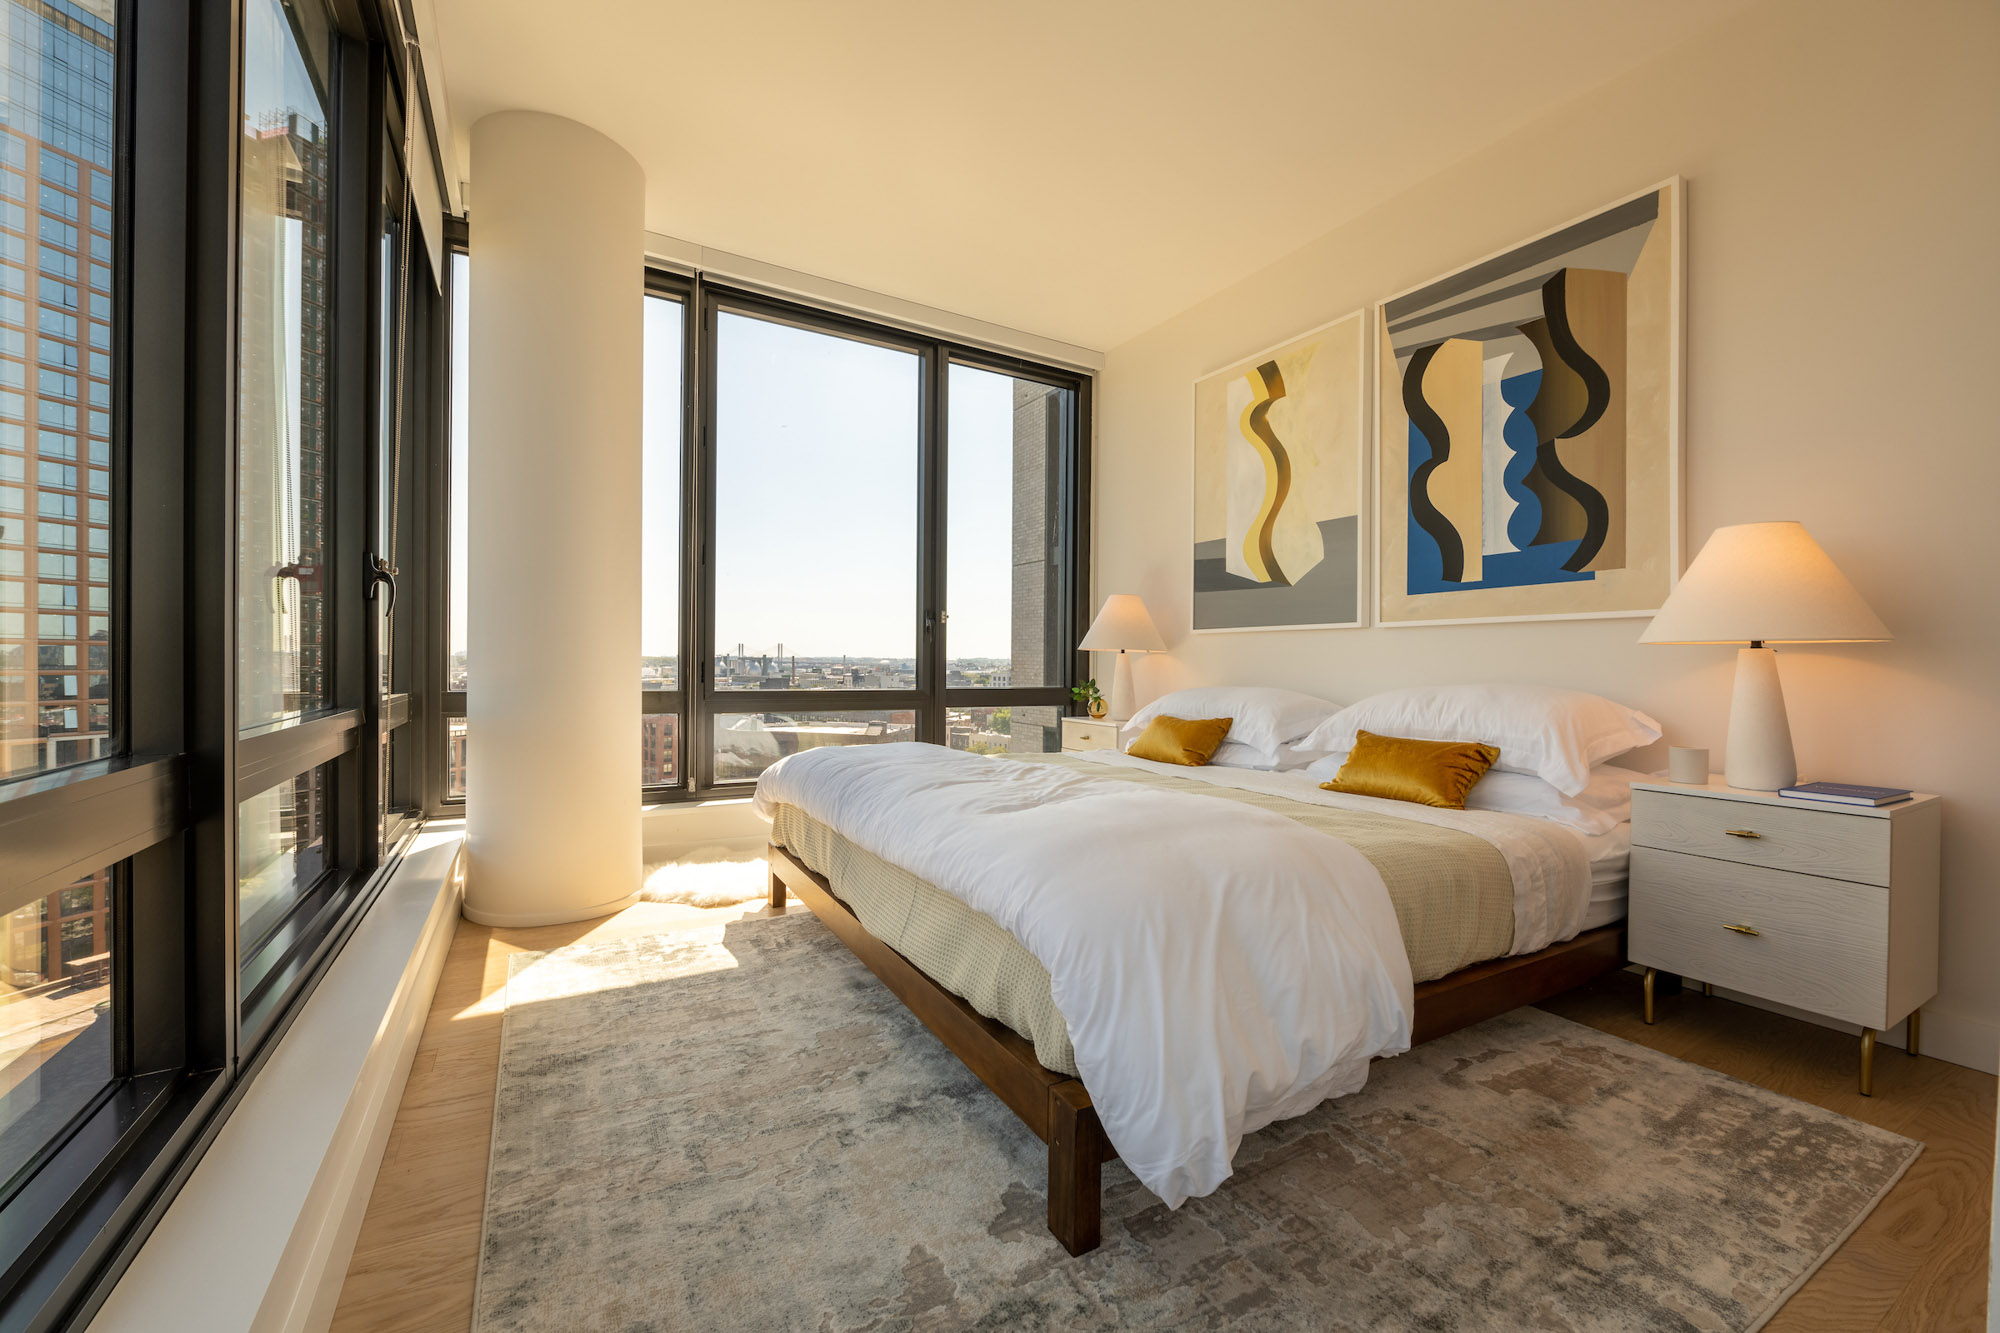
1079,593 -> 1164,723
1640,521 -> 1890,790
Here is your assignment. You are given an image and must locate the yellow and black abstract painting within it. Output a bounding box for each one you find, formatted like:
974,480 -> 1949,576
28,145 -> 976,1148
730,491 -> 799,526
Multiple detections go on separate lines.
1377,180 -> 1681,625
1192,309 -> 1367,631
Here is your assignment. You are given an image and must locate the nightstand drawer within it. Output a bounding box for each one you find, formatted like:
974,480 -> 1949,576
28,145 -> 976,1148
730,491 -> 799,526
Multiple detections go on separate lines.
1060,717 -> 1118,753
1630,788 -> 1891,886
1629,847 -> 1888,1027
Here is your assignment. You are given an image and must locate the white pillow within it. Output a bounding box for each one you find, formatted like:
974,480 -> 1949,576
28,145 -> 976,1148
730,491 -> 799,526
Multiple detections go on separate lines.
1293,684 -> 1660,796
1122,686 -> 1342,769
1303,752 -> 1639,834
1208,738 -> 1318,772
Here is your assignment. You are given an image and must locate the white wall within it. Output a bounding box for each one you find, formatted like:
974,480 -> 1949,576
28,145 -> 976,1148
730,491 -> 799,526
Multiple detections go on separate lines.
643,798 -> 768,864
1093,0 -> 2000,1070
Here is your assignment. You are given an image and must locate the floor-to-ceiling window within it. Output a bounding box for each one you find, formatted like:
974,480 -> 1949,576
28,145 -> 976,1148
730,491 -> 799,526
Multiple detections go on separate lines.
233,0 -> 343,1041
944,360 -> 1078,756
0,2 -> 122,1217
0,3 -> 144,1310
0,0 -> 446,1321
437,270 -> 1088,807
701,298 -> 928,784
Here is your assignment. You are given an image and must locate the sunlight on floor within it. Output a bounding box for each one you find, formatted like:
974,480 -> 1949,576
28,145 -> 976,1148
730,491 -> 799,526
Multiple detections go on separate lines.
447,895 -> 802,1022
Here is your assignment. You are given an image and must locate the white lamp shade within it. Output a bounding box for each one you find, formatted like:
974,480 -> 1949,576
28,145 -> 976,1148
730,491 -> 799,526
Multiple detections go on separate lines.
1640,521 -> 1891,645
1079,593 -> 1165,652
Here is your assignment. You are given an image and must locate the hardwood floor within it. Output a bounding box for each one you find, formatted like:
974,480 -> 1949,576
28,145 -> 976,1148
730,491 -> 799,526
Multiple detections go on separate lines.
332,909 -> 1995,1332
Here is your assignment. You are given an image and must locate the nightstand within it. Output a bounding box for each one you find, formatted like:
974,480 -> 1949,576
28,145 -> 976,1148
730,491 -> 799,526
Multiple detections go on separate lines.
1059,716 -> 1119,754
1628,780 -> 1941,1095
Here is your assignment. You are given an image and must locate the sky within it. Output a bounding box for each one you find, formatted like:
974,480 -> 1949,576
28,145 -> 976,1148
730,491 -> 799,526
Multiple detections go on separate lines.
450,279 -> 1025,665
241,0 -> 322,139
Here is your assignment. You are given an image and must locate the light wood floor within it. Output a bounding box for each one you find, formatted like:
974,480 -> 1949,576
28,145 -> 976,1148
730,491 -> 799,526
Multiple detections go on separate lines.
332,906 -> 1995,1332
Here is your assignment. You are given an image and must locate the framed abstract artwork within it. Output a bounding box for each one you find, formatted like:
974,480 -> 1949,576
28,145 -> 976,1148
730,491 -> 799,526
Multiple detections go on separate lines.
1375,178 -> 1683,626
1192,308 -> 1368,632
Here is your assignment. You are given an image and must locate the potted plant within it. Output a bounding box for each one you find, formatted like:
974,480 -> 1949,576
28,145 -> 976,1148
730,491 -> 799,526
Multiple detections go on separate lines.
1071,679 -> 1108,719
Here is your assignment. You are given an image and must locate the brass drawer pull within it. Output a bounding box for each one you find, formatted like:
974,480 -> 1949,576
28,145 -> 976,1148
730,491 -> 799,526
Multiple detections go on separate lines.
1722,922 -> 1762,936
1724,829 -> 1762,839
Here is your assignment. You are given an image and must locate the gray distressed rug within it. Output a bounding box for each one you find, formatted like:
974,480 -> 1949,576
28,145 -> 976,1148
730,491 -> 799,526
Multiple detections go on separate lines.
473,912 -> 1919,1333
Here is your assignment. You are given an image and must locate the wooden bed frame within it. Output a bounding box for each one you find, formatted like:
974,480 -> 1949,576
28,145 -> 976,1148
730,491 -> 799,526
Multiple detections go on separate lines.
767,842 -> 1626,1256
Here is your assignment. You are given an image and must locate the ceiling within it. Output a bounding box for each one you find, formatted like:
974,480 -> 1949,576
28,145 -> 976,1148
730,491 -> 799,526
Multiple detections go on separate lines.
426,0 -> 1750,352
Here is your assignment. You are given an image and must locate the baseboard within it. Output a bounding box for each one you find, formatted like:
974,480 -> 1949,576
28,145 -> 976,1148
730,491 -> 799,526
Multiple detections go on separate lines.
87,829 -> 466,1333
461,887 -> 640,928
1881,1002 -> 1998,1076
1622,965 -> 1999,1075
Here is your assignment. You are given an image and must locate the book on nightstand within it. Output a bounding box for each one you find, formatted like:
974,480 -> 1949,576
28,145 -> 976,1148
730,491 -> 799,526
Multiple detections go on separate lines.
1778,781 -> 1913,807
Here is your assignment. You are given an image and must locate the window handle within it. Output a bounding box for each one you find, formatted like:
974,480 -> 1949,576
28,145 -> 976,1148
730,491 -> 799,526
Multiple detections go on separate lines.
366,553 -> 398,617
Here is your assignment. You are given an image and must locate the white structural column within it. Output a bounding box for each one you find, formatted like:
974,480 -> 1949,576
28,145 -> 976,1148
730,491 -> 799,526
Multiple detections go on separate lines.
465,113 -> 644,926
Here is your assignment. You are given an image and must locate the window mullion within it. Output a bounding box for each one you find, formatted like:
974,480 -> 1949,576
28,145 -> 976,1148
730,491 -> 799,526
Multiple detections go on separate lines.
919,342 -> 946,746
691,283 -> 718,793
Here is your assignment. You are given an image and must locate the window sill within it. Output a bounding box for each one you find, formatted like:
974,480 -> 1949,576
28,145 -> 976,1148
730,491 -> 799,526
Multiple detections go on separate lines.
84,827 -> 466,1332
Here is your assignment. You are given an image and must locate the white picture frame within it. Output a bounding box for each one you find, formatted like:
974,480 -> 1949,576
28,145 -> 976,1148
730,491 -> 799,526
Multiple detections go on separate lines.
1372,176 -> 1685,628
1190,306 -> 1372,634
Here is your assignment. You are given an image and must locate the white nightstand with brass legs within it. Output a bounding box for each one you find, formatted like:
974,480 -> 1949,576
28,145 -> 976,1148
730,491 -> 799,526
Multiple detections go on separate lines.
1627,780 -> 1941,1096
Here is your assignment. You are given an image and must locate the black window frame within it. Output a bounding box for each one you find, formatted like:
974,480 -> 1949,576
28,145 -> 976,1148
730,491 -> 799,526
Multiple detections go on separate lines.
423,216 -> 466,813
640,266 -> 693,798
0,0 -> 446,1324
935,349 -> 1092,724
429,261 -> 1093,810
685,280 -> 1093,795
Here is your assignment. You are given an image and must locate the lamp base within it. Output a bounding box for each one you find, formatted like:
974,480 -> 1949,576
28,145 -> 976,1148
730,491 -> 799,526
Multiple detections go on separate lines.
1724,646 -> 1797,791
1108,650 -> 1138,724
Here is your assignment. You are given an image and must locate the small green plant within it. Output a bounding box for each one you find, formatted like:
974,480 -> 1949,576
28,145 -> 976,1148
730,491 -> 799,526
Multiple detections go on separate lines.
1070,679 -> 1103,711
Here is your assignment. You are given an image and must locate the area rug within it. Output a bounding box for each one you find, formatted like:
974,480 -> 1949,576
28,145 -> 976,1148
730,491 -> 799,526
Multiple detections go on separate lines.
472,912 -> 1919,1333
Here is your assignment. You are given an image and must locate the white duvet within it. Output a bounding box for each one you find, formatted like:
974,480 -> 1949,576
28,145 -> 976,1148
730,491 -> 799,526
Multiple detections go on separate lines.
753,742 -> 1414,1207
1069,749 -> 1592,956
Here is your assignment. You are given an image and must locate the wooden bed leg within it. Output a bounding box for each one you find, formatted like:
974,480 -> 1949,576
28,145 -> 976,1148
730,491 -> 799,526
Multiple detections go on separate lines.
1047,1080 -> 1104,1256
768,867 -> 787,911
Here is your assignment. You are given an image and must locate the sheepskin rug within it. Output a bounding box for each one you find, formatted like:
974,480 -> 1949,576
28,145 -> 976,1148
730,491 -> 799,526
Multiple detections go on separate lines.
638,853 -> 768,909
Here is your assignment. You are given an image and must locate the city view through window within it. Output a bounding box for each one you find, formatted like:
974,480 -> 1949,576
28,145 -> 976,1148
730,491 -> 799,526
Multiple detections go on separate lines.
0,0 -> 118,1185
445,278 -> 1076,795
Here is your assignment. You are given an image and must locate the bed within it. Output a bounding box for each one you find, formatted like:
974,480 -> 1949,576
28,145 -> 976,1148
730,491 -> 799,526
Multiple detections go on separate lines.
756,744 -> 1631,1255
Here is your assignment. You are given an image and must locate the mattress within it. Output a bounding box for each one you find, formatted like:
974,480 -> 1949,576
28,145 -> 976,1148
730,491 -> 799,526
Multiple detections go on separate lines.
1580,823 -> 1632,930
769,753 -> 1532,1077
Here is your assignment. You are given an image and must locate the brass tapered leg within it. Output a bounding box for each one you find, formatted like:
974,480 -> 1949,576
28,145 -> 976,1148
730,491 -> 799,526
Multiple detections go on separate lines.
1859,1028 -> 1876,1096
1643,968 -> 1656,1025
1702,981 -> 1714,997
1906,1009 -> 1921,1058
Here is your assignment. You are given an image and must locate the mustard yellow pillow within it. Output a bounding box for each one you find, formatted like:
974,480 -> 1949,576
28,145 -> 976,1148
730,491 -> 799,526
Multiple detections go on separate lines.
1126,715 -> 1233,767
1320,730 -> 1500,809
